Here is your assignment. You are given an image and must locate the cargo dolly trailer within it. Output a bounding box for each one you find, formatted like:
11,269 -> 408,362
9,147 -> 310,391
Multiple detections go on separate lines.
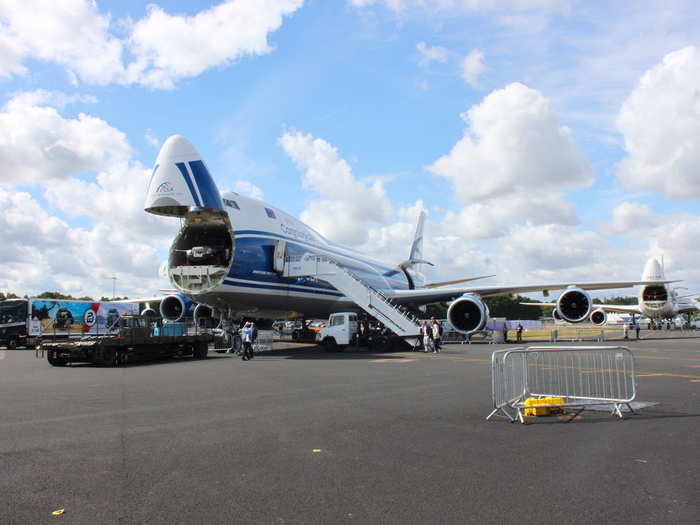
41,315 -> 213,366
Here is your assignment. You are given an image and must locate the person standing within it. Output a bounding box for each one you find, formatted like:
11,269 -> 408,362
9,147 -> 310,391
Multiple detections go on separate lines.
623,323 -> 629,340
241,322 -> 253,361
635,322 -> 641,340
431,318 -> 442,353
422,321 -> 433,353
248,322 -> 258,359
516,323 -> 523,343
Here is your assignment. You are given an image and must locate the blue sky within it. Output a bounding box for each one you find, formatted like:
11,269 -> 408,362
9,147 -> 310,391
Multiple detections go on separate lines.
1,0 -> 700,299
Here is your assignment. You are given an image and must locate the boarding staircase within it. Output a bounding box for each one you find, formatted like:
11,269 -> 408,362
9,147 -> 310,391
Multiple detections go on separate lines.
281,253 -> 422,345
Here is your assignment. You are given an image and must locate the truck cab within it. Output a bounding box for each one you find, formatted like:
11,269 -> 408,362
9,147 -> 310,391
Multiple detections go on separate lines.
319,312 -> 358,350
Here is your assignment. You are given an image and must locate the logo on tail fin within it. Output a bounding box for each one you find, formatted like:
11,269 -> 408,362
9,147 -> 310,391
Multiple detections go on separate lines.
155,181 -> 174,193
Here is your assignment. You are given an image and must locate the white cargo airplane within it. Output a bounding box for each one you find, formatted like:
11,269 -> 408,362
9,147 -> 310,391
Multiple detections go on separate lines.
143,135 -> 673,336
522,257 -> 696,325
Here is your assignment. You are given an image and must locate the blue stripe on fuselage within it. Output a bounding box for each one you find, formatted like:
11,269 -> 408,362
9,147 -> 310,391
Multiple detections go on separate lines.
222,279 -> 344,297
233,230 -> 399,277
229,235 -> 408,293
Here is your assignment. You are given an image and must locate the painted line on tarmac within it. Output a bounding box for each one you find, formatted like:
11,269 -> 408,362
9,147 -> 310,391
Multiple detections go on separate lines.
0,350 -> 5,360
370,359 -> 417,363
637,372 -> 700,381
394,352 -> 491,364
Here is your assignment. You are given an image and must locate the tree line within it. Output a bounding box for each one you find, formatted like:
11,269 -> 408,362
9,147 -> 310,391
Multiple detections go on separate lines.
0,292 -> 129,302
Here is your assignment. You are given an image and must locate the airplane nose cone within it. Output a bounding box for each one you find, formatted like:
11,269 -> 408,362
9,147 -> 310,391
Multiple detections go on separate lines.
642,258 -> 663,281
145,134 -> 223,217
156,134 -> 202,163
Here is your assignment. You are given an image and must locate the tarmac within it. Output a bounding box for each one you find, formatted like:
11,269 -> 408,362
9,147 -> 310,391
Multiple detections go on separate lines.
1,337 -> 699,524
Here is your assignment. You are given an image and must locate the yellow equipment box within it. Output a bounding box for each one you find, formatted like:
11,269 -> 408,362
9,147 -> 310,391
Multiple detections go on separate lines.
523,397 -> 567,416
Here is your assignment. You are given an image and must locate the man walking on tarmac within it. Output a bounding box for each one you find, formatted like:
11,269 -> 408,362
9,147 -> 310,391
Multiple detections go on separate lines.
241,322 -> 258,361
431,318 -> 442,353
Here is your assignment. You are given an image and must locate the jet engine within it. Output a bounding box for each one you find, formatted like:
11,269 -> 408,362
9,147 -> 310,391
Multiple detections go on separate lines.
160,294 -> 196,322
193,304 -> 221,329
556,287 -> 591,323
590,308 -> 607,326
447,295 -> 489,334
140,307 -> 158,319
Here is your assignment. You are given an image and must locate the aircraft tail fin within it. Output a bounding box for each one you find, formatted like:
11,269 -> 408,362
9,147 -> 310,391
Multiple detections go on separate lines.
409,210 -> 426,262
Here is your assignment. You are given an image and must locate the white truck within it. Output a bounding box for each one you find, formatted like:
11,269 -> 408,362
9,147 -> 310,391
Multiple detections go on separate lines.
319,312 -> 417,352
319,312 -> 359,351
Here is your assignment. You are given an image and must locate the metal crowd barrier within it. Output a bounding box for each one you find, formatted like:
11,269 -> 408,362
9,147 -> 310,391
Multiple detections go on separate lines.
252,333 -> 274,352
486,346 -> 636,424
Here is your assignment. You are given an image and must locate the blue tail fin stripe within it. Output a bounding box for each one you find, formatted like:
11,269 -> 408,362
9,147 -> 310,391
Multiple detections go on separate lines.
188,160 -> 224,211
176,162 -> 201,207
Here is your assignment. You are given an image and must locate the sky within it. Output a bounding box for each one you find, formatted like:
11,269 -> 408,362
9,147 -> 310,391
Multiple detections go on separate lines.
1,0 -> 700,300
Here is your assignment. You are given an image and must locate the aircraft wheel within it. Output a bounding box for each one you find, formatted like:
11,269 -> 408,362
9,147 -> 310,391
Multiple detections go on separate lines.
322,337 -> 337,352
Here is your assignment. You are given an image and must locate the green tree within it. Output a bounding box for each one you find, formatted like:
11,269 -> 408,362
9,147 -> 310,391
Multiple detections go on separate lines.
36,292 -> 94,301
0,292 -> 20,301
592,296 -> 637,305
99,296 -> 130,302
484,294 -> 546,320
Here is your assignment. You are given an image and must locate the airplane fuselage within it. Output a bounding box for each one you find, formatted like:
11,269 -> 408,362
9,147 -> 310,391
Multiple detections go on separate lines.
171,192 -> 411,319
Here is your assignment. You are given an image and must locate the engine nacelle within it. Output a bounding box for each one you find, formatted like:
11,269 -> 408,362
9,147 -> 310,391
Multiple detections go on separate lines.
160,294 -> 196,322
590,308 -> 607,326
556,287 -> 592,323
447,295 -> 489,334
193,304 -> 221,329
552,309 -> 562,321
140,307 -> 158,319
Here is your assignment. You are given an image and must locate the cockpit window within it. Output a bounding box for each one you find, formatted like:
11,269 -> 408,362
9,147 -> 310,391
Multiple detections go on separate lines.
223,198 -> 239,210
265,208 -> 276,219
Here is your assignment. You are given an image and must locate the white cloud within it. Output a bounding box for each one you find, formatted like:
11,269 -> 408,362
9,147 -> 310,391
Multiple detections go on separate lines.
42,164 -> 176,243
428,82 -> 593,203
616,46 -> 700,199
0,0 -> 305,89
8,89 -> 97,109
279,130 -> 394,245
349,0 -> 568,13
0,93 -> 131,186
0,188 -> 165,298
460,48 -> 486,86
144,129 -> 160,148
127,0 -> 305,89
606,202 -> 657,235
232,180 -> 264,200
0,0 -> 126,84
416,42 -> 449,66
441,193 -> 577,239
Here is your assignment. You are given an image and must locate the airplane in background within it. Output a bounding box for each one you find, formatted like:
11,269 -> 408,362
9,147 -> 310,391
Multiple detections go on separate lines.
142,135 -> 674,342
522,257 -> 696,325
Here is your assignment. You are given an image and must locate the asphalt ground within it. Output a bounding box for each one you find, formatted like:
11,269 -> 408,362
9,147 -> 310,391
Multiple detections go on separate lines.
1,339 -> 699,524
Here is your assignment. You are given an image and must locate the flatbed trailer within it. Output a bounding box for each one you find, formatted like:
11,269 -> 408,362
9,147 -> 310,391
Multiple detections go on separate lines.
41,315 -> 213,366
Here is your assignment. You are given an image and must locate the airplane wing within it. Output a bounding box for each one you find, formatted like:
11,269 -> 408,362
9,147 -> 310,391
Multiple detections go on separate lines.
520,302 -> 643,314
423,275 -> 496,288
386,280 -> 678,305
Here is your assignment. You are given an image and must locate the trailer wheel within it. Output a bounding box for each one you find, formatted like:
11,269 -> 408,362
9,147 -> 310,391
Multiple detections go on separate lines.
100,348 -> 118,367
8,338 -> 18,350
47,352 -> 67,367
